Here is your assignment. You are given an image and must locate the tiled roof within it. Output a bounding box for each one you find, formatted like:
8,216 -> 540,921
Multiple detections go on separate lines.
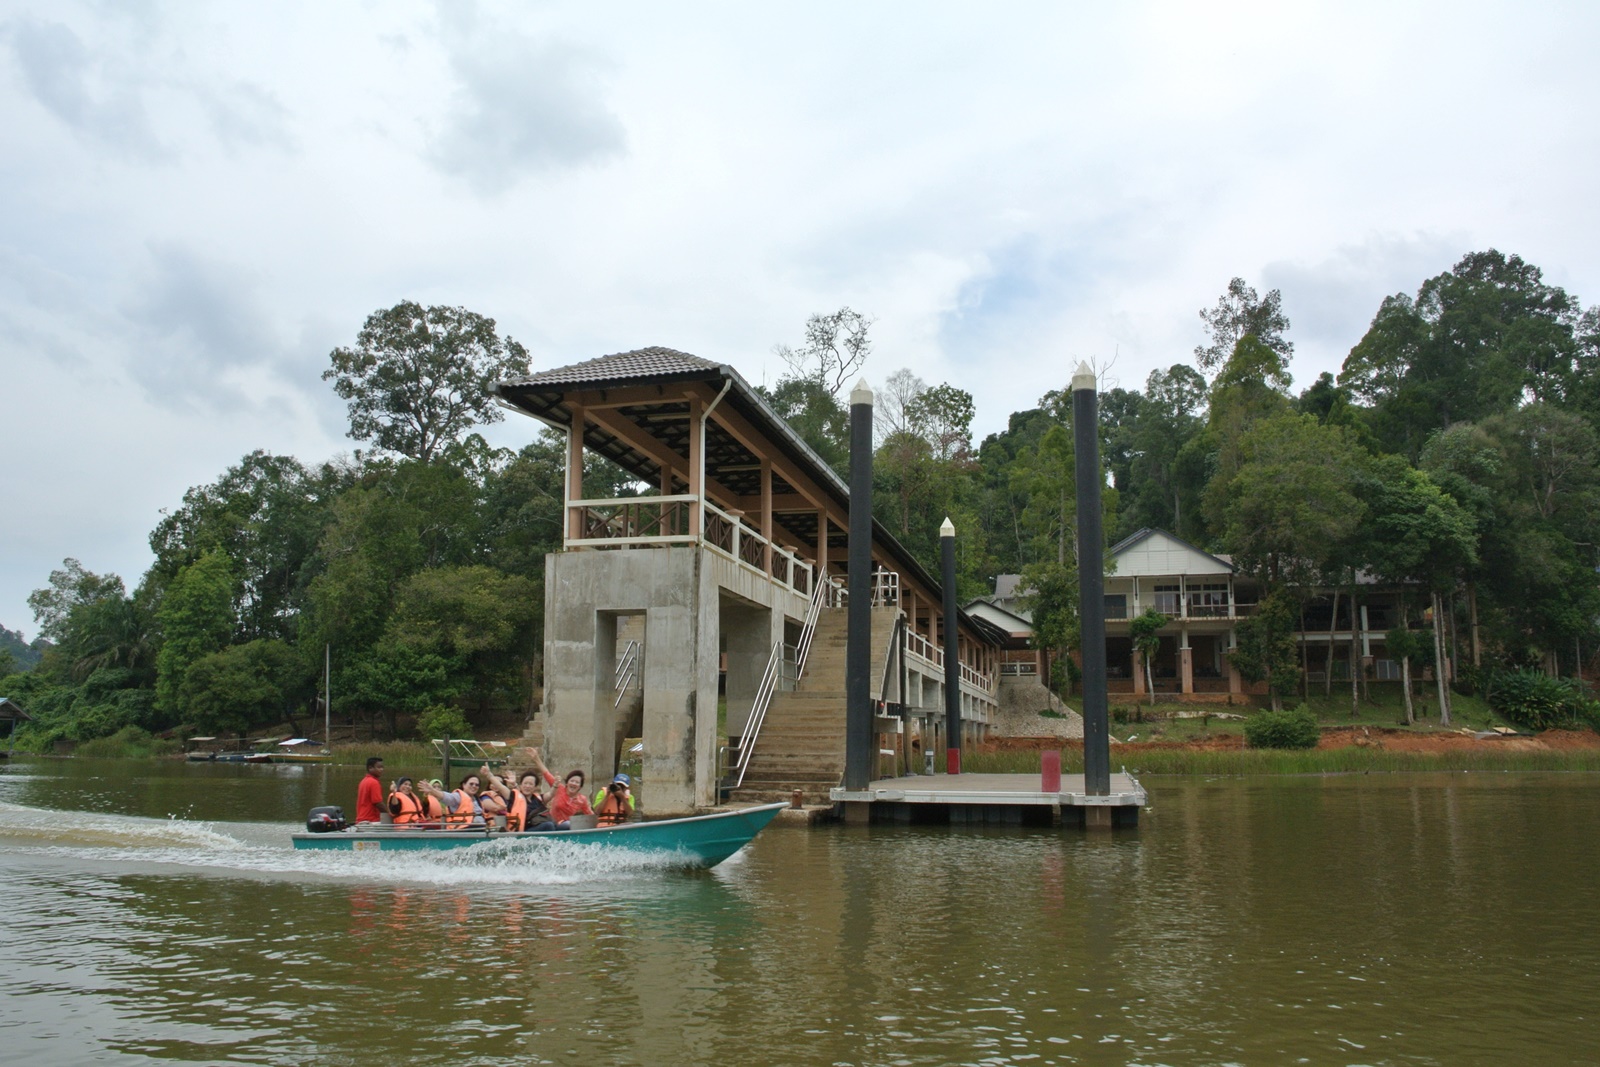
503,347 -> 722,389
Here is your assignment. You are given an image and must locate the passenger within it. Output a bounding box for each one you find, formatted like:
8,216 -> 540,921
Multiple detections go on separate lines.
551,769 -> 594,828
483,764 -> 556,832
387,777 -> 426,824
592,773 -> 636,817
524,747 -> 592,829
416,775 -> 486,828
420,780 -> 446,823
478,782 -> 507,824
356,757 -> 385,823
596,779 -> 632,826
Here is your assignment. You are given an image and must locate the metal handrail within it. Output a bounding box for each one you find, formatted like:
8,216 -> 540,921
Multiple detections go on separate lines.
613,640 -> 640,708
732,573 -> 834,788
732,641 -> 783,788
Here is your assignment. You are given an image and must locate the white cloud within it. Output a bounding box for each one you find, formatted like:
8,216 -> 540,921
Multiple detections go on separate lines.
2,0 -> 1600,631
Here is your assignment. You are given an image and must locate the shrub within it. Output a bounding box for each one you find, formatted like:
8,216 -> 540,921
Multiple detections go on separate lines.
1486,669 -> 1591,730
415,705 -> 472,741
1244,705 -> 1320,749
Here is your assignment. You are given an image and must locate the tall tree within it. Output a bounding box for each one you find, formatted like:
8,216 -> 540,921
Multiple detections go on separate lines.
774,307 -> 873,396
1194,277 -> 1293,377
324,301 -> 532,463
154,550 -> 236,717
1340,250 -> 1583,457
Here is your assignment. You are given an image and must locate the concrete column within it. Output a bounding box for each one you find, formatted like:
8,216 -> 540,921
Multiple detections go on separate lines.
1180,645 -> 1193,694
1132,650 -> 1146,697
1227,632 -> 1242,695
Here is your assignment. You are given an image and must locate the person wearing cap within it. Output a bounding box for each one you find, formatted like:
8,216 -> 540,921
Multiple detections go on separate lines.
592,773 -> 636,815
596,774 -> 634,826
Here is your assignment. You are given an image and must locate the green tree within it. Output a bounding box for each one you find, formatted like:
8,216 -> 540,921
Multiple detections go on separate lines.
147,452 -> 348,641
1230,590 -> 1301,709
1218,413 -> 1363,591
324,301 -> 532,463
1127,608 -> 1169,708
1340,250 -> 1583,457
386,565 -> 541,716
180,639 -> 299,736
343,642 -> 464,738
1194,277 -> 1293,377
1020,560 -> 1080,700
28,559 -> 126,644
1359,455 -> 1478,723
154,551 -> 236,718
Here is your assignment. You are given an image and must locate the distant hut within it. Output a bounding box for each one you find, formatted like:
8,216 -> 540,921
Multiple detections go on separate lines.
0,697 -> 32,756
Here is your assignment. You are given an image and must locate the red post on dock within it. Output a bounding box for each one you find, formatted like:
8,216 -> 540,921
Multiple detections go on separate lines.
1040,749 -> 1061,793
947,748 -> 961,775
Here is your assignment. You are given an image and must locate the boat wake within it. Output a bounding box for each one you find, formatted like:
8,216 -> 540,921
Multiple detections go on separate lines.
0,801 -> 703,887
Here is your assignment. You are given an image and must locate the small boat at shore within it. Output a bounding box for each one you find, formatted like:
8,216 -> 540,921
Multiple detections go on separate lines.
291,802 -> 788,869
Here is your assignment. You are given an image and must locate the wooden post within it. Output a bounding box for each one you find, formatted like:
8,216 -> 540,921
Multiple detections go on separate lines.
566,402 -> 586,542
687,395 -> 704,538
760,459 -> 773,572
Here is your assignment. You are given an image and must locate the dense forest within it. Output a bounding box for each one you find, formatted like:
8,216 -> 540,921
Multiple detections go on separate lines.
5,250 -> 1598,745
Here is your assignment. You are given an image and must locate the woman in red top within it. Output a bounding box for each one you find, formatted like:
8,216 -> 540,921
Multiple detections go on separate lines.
528,747 -> 591,829
553,767 -> 598,825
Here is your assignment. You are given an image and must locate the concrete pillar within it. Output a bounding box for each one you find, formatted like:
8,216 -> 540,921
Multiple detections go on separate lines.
1132,650 -> 1145,697
1180,633 -> 1193,694
722,601 -> 771,739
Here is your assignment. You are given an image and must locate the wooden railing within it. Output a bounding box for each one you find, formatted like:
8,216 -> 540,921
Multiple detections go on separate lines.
568,495 -> 697,545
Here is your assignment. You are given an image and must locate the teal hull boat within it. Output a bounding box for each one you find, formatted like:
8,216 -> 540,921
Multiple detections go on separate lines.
291,802 -> 788,869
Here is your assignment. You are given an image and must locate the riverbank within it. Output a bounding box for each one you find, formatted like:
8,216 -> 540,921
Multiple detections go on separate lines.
964,726 -> 1600,775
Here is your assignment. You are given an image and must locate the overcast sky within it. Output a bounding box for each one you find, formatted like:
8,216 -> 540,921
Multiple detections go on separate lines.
4,0 -> 1598,637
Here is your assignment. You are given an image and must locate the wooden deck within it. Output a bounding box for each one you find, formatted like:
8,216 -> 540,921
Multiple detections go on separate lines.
830,772 -> 1145,827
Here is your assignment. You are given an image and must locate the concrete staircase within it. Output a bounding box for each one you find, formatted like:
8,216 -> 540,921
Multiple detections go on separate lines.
725,605 -> 897,806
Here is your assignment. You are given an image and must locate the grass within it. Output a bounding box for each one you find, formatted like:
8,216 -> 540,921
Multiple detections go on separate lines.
73,727 -> 183,760
325,741 -> 444,767
963,744 -> 1600,776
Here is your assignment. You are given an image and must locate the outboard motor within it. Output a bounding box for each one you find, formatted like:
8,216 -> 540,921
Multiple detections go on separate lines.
306,805 -> 347,833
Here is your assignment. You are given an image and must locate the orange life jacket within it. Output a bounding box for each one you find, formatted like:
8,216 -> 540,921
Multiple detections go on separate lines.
444,789 -> 479,829
505,789 -> 525,832
598,791 -> 630,826
421,794 -> 443,821
390,791 -> 424,824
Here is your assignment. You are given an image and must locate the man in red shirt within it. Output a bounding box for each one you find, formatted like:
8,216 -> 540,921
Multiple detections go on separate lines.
356,757 -> 384,823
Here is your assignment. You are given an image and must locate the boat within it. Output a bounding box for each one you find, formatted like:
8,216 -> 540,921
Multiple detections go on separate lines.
291,802 -> 789,869
272,738 -> 330,764
187,750 -> 273,763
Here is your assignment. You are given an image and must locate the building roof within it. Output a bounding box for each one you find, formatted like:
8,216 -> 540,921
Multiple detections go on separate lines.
496,348 -> 1003,648
503,346 -> 724,390
0,697 -> 32,722
992,573 -> 1028,601
1108,527 -> 1235,573
964,598 -> 1034,632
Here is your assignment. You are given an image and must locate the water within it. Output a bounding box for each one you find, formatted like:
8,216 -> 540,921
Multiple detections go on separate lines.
2,758 -> 1597,1066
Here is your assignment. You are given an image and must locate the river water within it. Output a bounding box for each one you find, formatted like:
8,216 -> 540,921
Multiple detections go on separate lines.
1,758 -> 1596,1066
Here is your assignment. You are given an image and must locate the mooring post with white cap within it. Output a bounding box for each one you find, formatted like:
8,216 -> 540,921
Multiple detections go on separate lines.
844,378 -> 875,792
941,516 -> 962,774
1073,362 -> 1112,796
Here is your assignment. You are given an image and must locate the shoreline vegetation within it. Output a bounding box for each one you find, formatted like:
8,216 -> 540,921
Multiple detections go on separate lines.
20,723 -> 1600,779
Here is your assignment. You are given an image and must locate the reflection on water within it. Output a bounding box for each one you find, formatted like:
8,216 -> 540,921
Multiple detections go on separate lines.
3,759 -> 1600,1066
